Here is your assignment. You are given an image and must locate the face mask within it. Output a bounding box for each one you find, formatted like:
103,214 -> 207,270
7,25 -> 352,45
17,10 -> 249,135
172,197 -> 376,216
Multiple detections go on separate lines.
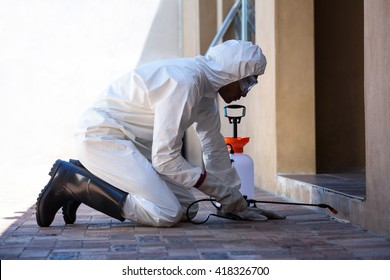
238,75 -> 258,94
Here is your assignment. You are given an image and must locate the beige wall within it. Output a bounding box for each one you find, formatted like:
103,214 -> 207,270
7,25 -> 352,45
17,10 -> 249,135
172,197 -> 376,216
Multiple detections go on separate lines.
182,0 -> 217,57
275,0 -> 316,174
364,0 -> 390,236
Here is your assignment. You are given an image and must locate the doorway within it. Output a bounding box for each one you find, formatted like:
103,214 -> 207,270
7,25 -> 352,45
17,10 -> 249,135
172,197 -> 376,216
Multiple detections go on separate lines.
314,0 -> 365,197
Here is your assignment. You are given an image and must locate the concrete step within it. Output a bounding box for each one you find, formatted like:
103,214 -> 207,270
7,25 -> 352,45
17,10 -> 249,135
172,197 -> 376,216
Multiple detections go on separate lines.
277,174 -> 365,224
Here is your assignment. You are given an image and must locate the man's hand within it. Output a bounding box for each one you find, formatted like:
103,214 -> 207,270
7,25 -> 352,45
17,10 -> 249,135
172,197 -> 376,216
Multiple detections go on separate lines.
196,172 -> 247,213
231,207 -> 268,220
232,207 -> 285,220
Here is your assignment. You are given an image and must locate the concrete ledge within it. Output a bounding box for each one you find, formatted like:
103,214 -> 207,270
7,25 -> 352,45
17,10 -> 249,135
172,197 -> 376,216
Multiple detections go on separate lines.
276,175 -> 366,224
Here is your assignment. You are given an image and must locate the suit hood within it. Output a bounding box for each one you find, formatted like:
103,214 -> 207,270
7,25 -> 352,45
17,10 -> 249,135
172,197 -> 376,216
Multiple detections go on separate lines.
195,40 -> 267,92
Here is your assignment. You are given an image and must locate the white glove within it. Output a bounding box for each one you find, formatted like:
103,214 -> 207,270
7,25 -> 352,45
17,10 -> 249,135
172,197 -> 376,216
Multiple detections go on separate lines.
196,172 -> 247,213
233,207 -> 268,221
218,207 -> 267,221
219,207 -> 285,221
251,207 -> 285,220
234,207 -> 285,220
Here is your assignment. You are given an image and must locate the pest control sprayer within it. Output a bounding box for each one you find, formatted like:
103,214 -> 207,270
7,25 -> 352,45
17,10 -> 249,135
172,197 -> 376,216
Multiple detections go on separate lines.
185,106 -> 338,224
223,104 -> 254,200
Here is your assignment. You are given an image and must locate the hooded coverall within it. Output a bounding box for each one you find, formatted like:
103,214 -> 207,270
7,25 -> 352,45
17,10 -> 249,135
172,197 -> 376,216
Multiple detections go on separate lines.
74,40 -> 267,227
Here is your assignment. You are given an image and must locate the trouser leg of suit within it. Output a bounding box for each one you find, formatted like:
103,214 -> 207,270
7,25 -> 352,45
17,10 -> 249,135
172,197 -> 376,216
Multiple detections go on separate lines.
76,138 -> 183,227
165,181 -> 199,221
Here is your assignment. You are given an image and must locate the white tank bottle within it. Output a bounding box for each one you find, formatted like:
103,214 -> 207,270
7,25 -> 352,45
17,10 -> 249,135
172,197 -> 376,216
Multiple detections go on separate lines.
224,105 -> 255,200
226,138 -> 255,200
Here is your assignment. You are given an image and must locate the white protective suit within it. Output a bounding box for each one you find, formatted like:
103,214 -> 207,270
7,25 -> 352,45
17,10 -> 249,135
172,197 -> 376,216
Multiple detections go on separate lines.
74,40 -> 267,227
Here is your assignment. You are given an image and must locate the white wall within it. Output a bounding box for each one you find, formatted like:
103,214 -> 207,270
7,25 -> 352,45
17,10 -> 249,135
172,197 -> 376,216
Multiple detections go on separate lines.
0,0 -> 180,231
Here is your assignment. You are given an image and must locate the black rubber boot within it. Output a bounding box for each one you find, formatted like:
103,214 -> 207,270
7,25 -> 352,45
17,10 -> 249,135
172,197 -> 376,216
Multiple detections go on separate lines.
36,159 -> 128,227
61,159 -> 84,224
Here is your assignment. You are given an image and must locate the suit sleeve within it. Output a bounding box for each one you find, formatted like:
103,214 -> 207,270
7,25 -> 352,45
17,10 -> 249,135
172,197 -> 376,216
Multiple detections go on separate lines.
151,82 -> 203,188
193,97 -> 241,188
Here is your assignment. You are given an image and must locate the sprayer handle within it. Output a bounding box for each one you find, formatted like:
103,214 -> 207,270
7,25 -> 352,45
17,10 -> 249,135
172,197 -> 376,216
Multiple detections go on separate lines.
224,105 -> 246,122
224,105 -> 246,138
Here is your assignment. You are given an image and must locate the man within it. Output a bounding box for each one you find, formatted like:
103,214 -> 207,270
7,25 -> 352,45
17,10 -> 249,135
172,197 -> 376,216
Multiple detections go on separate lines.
36,40 -> 275,228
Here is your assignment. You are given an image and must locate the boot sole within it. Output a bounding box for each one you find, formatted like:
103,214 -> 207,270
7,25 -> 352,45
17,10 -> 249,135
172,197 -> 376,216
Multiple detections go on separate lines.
62,200 -> 81,224
62,201 -> 74,224
35,160 -> 64,227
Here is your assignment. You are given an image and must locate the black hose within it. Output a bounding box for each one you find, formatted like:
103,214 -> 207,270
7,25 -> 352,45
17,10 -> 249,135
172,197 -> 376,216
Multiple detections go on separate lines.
186,198 -> 243,224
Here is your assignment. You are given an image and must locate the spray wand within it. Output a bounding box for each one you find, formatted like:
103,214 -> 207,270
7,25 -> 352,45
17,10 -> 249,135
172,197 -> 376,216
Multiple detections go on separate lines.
245,198 -> 338,215
186,197 -> 338,224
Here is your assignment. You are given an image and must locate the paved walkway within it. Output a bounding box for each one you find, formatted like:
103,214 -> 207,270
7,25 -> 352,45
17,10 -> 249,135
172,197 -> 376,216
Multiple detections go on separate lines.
1,188 -> 390,260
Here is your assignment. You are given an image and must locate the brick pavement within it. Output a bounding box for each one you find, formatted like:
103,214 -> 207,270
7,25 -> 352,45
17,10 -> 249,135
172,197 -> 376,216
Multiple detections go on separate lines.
1,189 -> 390,260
